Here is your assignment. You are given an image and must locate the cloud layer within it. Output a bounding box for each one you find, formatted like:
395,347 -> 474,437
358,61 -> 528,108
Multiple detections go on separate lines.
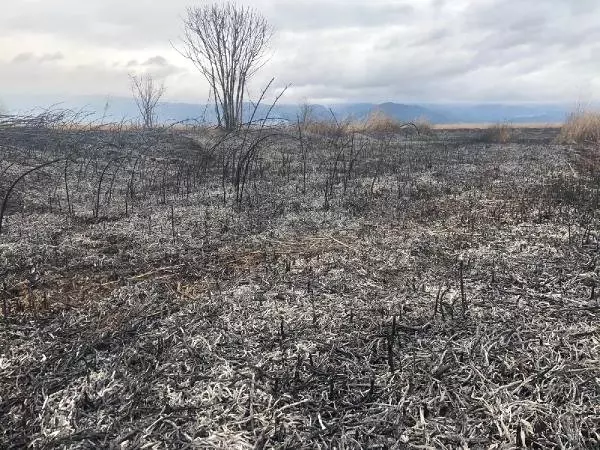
1,0 -> 599,104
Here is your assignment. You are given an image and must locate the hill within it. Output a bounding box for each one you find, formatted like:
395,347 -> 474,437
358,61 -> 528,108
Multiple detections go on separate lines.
1,94 -> 570,125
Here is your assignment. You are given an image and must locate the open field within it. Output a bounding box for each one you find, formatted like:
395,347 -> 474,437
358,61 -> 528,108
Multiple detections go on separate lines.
1,118 -> 599,448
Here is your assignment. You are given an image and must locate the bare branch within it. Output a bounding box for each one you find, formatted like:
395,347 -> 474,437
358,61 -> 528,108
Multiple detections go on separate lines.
176,2 -> 273,131
130,73 -> 166,129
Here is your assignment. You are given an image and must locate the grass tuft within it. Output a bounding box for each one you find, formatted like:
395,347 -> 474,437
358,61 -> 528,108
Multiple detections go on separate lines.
304,110 -> 426,136
559,108 -> 600,144
478,122 -> 513,144
302,117 -> 349,137
361,110 -> 406,134
414,116 -> 434,136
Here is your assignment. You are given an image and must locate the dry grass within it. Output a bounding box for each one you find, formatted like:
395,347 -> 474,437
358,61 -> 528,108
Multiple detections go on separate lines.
303,118 -> 349,137
478,122 -> 514,143
414,116 -> 434,135
360,110 -> 407,134
559,108 -> 600,144
434,123 -> 562,130
304,111 -> 420,136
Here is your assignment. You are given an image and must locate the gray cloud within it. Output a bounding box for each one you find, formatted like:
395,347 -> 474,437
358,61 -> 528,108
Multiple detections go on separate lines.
0,0 -> 599,104
39,52 -> 65,62
12,52 -> 34,63
0,0 -> 416,48
408,28 -> 454,48
11,52 -> 64,64
143,56 -> 169,67
118,56 -> 183,79
263,1 -> 415,30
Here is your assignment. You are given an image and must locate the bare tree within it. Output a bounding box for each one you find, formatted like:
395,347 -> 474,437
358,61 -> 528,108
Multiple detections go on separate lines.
130,74 -> 165,129
177,2 -> 273,131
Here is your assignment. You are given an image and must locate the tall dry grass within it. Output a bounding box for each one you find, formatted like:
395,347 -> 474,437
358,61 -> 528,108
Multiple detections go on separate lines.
559,108 -> 600,144
360,110 -> 406,134
414,116 -> 433,136
302,118 -> 349,137
478,122 -> 513,144
302,110 -> 429,136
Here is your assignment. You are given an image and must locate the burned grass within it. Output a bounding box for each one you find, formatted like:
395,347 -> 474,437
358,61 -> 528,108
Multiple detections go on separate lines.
0,121 -> 599,448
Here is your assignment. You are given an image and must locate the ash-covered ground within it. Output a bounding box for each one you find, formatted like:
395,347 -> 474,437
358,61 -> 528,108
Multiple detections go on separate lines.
1,119 -> 598,448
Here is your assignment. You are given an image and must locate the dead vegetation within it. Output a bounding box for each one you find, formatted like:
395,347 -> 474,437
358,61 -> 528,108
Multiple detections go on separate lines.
302,117 -> 349,138
360,110 -> 410,134
302,111 -> 426,138
1,112 -> 599,449
559,108 -> 600,145
478,122 -> 514,144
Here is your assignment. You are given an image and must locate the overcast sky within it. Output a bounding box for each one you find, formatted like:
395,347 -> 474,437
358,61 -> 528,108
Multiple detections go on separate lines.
1,0 -> 599,105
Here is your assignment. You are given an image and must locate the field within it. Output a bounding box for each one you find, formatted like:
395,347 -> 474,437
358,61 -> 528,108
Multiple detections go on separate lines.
0,116 -> 599,449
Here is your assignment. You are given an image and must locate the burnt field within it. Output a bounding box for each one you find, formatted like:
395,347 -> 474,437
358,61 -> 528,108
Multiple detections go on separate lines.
0,116 -> 598,449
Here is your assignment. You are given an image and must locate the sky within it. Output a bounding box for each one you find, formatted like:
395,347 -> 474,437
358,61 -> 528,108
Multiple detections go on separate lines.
1,0 -> 599,106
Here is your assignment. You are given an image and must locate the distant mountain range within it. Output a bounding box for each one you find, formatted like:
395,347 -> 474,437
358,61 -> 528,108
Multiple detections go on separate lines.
1,94 -> 573,125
